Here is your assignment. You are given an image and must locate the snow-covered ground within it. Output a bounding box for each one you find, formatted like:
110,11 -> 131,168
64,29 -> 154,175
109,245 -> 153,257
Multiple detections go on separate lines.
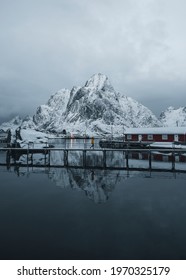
149,142 -> 186,149
19,129 -> 49,145
0,121 -> 53,148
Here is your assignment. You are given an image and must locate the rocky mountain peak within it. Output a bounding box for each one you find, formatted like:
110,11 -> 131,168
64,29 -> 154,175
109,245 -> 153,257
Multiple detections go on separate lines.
31,73 -> 163,134
84,73 -> 114,92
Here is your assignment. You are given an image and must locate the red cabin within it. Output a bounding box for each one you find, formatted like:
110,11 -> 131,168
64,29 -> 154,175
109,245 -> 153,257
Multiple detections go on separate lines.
124,127 -> 186,143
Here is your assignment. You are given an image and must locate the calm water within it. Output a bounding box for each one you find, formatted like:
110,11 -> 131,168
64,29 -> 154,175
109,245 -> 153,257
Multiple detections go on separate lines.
1,165 -> 186,260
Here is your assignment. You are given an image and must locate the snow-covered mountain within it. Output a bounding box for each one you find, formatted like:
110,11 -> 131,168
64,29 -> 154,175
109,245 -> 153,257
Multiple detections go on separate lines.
159,106 -> 186,127
48,168 -> 120,203
1,115 -> 36,130
32,73 -> 161,135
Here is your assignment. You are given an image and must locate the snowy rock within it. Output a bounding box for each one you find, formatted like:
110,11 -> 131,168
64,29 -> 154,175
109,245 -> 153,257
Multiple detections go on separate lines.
159,106 -> 186,127
33,88 -> 71,132
84,73 -> 114,92
21,115 -> 36,129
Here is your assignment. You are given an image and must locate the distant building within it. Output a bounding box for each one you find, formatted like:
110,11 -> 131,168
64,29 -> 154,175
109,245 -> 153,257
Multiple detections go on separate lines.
124,127 -> 186,143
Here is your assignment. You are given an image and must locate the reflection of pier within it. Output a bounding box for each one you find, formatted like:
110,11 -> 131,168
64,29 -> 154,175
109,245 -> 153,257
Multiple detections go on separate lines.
0,147 -> 186,172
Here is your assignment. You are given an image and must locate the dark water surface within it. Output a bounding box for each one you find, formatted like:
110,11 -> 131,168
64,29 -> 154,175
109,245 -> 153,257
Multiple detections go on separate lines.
1,166 -> 186,260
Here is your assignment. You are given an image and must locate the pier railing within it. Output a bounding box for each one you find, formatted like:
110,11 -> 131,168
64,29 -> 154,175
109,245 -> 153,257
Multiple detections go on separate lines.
0,147 -> 186,172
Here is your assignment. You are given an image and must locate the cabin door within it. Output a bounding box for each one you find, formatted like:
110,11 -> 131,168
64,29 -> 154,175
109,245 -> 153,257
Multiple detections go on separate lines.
174,134 -> 179,142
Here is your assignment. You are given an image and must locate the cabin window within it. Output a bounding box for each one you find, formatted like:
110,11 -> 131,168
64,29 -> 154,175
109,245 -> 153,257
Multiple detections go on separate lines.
162,134 -> 168,140
147,134 -> 153,140
127,134 -> 132,140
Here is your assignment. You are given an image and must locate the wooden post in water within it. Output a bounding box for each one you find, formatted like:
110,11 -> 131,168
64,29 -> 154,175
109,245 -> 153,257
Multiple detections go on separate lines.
44,149 -> 47,166
31,152 -> 33,165
48,150 -> 50,166
6,150 -> 11,167
149,149 -> 152,170
126,149 -> 129,169
64,150 -> 68,167
103,150 -> 106,168
83,150 -> 86,168
172,151 -> 175,171
27,147 -> 29,166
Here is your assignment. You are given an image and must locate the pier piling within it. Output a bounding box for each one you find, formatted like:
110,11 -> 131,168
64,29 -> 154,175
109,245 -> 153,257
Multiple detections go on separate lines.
149,150 -> 152,170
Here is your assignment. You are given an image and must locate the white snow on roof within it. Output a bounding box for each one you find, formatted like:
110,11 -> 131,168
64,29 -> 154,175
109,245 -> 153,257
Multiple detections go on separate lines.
125,127 -> 186,134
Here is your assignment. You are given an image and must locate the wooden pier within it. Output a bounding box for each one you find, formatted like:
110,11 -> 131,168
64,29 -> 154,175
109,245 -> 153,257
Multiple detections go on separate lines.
0,147 -> 186,172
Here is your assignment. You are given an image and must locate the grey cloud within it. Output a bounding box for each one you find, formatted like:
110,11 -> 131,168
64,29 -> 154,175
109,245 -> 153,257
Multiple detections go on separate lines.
0,0 -> 185,123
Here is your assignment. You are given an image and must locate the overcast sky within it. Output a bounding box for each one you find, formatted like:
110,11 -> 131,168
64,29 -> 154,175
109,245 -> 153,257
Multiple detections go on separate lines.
0,0 -> 186,123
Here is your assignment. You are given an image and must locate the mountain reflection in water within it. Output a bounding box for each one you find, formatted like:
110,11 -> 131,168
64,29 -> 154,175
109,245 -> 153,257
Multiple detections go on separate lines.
2,164 -> 122,203
1,164 -> 184,204
48,168 -> 121,203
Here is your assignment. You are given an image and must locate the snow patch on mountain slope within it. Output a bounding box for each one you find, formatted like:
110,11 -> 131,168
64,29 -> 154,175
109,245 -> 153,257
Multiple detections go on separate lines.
159,106 -> 186,127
